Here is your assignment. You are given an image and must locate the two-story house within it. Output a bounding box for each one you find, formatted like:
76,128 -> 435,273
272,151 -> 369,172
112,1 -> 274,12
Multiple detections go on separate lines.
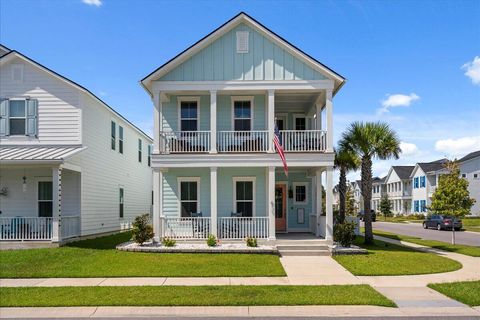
371,176 -> 386,213
459,151 -> 480,216
383,166 -> 414,215
141,13 -> 345,242
410,159 -> 447,214
0,45 -> 153,244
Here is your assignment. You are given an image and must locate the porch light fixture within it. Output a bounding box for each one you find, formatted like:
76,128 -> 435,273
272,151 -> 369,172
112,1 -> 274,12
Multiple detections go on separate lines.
22,176 -> 27,192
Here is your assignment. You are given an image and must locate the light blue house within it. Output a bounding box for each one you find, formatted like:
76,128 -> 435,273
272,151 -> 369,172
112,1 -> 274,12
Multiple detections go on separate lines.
141,12 -> 345,242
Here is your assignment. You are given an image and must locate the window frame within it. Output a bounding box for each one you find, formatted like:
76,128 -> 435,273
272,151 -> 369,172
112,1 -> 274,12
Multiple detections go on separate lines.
178,177 -> 201,217
177,96 -> 200,132
231,96 -> 254,132
147,144 -> 152,167
119,187 -> 124,218
8,98 -> 27,136
293,114 -> 307,131
232,177 -> 256,217
36,178 -> 53,218
118,125 -> 124,154
293,182 -> 308,205
138,138 -> 142,163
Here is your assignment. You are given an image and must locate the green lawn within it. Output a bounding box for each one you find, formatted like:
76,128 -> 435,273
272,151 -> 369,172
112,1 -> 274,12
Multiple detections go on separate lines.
0,232 -> 285,278
371,229 -> 480,257
0,285 -> 396,307
381,216 -> 424,223
428,281 -> 480,306
333,236 -> 462,276
462,217 -> 480,233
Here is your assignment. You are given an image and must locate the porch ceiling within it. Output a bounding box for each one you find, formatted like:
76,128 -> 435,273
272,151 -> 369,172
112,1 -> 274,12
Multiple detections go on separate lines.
275,92 -> 320,112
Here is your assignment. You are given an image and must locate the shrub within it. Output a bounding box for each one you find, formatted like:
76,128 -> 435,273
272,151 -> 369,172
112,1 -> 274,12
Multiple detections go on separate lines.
162,237 -> 176,247
246,237 -> 258,247
334,221 -> 356,247
131,214 -> 153,245
207,234 -> 217,247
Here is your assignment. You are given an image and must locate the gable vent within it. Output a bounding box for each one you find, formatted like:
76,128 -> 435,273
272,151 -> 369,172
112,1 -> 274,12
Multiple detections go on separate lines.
236,31 -> 249,53
11,64 -> 24,83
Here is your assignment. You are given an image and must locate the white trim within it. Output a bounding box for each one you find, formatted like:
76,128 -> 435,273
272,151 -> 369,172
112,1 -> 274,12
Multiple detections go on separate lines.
293,113 -> 306,131
232,176 -> 256,217
177,177 -> 201,217
231,96 -> 254,131
177,96 -> 201,132
293,182 -> 308,205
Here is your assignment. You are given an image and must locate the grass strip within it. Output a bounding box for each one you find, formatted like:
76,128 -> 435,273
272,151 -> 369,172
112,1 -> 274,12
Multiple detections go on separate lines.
371,229 -> 480,257
0,232 -> 285,278
333,236 -> 462,276
428,281 -> 480,307
0,285 -> 396,307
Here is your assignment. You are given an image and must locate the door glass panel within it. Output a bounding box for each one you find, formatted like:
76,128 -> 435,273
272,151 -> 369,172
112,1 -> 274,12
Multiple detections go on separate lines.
275,187 -> 283,218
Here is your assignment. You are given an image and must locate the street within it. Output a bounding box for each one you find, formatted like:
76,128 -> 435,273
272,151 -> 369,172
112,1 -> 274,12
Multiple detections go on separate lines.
372,221 -> 480,246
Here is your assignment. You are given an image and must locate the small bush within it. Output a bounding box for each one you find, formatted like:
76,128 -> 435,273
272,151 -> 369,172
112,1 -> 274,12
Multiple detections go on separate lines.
207,234 -> 217,247
162,237 -> 176,247
131,214 -> 153,245
334,221 -> 356,247
246,237 -> 258,247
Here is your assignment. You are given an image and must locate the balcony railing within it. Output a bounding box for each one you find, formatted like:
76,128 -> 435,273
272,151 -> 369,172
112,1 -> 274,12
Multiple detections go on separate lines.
279,130 -> 327,152
160,131 -> 210,153
217,131 -> 269,152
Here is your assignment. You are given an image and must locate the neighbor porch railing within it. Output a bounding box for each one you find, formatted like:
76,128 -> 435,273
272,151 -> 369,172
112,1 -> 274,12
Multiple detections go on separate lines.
0,217 -> 53,241
217,217 -> 270,239
160,217 -> 211,239
61,216 -> 80,239
279,130 -> 327,152
217,131 -> 268,152
160,131 -> 210,153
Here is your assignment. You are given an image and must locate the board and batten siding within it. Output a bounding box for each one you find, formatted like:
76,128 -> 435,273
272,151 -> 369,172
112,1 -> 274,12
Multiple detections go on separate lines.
0,57 -> 81,145
159,23 -> 327,82
67,93 -> 152,236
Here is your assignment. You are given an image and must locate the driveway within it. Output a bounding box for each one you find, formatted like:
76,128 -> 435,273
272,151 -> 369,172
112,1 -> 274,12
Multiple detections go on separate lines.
371,221 -> 480,246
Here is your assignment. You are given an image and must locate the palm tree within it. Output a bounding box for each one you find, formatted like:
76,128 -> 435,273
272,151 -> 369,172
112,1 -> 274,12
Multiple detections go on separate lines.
334,147 -> 360,224
339,122 -> 401,244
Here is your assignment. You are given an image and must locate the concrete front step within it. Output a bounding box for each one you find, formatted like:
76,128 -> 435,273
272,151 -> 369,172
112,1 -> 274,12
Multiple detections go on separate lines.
276,245 -> 329,251
275,240 -> 328,246
278,249 -> 330,256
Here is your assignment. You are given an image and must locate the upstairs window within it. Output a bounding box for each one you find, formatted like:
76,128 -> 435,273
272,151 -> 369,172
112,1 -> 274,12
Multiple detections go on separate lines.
9,100 -> 26,135
233,98 -> 252,131
179,99 -> 198,132
414,177 -> 419,189
111,121 -> 116,150
138,139 -> 142,163
420,176 -> 426,188
119,187 -> 124,218
0,99 -> 38,137
118,126 -> 124,154
147,144 -> 152,167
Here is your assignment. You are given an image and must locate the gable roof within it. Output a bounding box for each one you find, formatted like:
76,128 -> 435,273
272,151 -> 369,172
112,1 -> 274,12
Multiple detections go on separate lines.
0,46 -> 152,142
459,150 -> 480,163
140,12 -> 346,96
417,158 -> 448,173
387,166 -> 415,181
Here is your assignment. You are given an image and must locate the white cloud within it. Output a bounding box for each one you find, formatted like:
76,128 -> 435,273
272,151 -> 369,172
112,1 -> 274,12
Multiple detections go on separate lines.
378,93 -> 420,114
462,56 -> 480,86
435,136 -> 480,157
400,141 -> 418,156
82,0 -> 102,6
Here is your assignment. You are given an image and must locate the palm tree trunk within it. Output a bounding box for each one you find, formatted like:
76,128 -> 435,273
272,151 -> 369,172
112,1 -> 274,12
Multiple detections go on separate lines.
339,167 -> 347,224
361,156 -> 374,244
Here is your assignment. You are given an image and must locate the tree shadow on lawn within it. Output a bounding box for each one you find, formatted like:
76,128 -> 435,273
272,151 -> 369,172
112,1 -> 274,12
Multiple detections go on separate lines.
66,231 -> 132,250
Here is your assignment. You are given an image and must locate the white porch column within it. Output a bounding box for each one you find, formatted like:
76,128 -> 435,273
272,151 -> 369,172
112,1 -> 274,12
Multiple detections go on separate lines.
325,166 -> 334,241
315,102 -> 322,130
153,92 -> 163,154
210,167 -> 218,236
153,169 -> 161,243
325,89 -> 333,152
51,166 -> 62,242
267,166 -> 275,239
315,169 -> 323,237
267,89 -> 275,153
210,90 -> 217,153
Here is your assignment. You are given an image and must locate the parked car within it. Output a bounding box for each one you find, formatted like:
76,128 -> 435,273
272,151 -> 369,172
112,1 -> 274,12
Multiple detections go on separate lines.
358,210 -> 376,222
423,215 -> 463,231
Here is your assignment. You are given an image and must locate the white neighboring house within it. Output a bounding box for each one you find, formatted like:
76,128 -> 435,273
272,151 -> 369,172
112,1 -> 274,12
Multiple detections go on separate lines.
371,176 -> 386,213
410,159 -> 447,215
459,151 -> 480,216
351,180 -> 363,213
384,166 -> 414,215
0,45 -> 153,243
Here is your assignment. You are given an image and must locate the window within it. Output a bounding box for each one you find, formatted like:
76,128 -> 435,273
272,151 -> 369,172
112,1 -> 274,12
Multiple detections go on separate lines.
420,176 -> 426,188
462,173 -> 467,178
119,187 -> 124,218
414,200 -> 419,212
414,177 -> 419,189
9,100 -> 26,135
294,116 -> 306,130
0,98 -> 38,137
179,99 -> 198,131
236,31 -> 249,53
147,144 -> 152,167
420,200 -> 427,212
138,139 -> 142,162
233,98 -> 252,131
179,178 -> 199,217
38,181 -> 53,217
294,183 -> 308,204
118,126 -> 124,154
111,121 -> 116,150
474,173 -> 479,179
234,177 -> 255,217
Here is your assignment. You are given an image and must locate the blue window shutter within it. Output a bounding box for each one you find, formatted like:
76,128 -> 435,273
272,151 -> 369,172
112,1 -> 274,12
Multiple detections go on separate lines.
0,99 -> 8,136
26,99 -> 38,137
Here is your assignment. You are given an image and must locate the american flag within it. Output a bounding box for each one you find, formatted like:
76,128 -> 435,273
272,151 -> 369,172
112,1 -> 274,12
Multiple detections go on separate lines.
274,124 -> 288,177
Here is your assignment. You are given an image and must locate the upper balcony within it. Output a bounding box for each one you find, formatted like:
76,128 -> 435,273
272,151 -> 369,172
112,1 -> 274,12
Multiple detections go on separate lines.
154,89 -> 333,155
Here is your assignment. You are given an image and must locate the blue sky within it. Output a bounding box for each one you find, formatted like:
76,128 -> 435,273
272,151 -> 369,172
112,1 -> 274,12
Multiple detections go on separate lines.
1,0 -> 479,179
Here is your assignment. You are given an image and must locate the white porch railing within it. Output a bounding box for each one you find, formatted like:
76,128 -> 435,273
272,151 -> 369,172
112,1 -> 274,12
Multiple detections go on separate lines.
61,216 -> 80,239
0,217 -> 52,241
160,217 -> 211,239
218,217 -> 269,239
217,131 -> 268,152
160,131 -> 210,153
279,130 -> 327,152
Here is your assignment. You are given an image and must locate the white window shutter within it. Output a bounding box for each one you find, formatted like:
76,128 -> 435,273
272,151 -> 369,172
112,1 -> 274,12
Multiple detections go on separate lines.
26,99 -> 38,137
236,31 -> 249,53
0,99 -> 8,136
